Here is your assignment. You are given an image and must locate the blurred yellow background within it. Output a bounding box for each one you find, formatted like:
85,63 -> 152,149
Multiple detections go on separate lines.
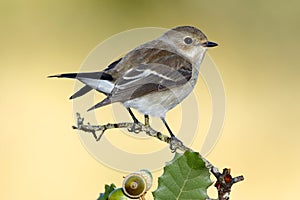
1,0 -> 299,199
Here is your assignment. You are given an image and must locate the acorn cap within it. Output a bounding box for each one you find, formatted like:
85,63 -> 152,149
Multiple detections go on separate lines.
138,169 -> 153,191
122,173 -> 147,198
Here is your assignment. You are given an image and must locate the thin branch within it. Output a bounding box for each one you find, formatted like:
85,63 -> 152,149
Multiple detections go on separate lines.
211,168 -> 244,200
72,113 -> 244,200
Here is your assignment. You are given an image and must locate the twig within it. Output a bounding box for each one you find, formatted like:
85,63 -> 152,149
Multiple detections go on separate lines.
212,168 -> 244,200
72,113 -> 171,143
72,113 -> 244,200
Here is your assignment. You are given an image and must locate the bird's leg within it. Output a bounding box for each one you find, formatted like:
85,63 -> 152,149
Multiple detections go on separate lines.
127,108 -> 142,133
127,108 -> 139,123
160,117 -> 175,138
161,117 -> 184,152
144,115 -> 150,127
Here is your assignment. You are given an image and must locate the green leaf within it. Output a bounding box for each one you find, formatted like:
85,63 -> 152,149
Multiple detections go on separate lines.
97,183 -> 116,200
152,150 -> 212,200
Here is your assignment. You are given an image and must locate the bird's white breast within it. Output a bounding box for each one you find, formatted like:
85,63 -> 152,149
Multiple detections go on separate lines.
123,62 -> 201,118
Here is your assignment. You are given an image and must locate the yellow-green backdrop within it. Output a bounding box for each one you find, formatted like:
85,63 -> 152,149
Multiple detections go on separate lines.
1,0 -> 299,199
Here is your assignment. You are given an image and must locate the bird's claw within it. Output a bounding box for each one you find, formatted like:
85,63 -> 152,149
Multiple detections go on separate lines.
128,123 -> 142,133
169,136 -> 185,153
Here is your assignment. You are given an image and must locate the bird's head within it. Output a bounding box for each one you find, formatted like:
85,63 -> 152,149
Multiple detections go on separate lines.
161,26 -> 218,60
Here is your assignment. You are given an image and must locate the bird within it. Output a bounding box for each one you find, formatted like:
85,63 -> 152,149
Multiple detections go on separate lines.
48,25 -> 217,139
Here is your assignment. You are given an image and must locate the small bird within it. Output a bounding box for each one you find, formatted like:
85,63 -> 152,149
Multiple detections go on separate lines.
49,26 -> 217,139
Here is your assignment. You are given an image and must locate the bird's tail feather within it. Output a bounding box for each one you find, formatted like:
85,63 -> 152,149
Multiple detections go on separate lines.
48,72 -> 113,81
49,71 -> 114,95
69,85 -> 93,99
48,73 -> 78,79
87,98 -> 112,111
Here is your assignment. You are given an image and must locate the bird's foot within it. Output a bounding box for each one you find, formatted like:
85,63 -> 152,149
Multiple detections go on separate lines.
127,122 -> 143,134
169,136 -> 188,153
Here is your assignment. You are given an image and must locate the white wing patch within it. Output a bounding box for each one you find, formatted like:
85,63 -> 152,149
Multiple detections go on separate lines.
117,67 -> 174,90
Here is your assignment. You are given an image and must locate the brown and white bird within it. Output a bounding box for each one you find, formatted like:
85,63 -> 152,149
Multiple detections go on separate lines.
49,26 -> 217,138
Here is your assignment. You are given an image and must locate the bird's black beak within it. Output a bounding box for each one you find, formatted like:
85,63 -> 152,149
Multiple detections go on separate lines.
205,41 -> 218,48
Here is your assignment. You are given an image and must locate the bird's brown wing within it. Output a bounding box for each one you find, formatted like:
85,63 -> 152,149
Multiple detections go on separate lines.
88,50 -> 193,110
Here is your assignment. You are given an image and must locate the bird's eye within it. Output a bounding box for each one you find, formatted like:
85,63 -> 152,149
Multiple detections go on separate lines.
184,37 -> 193,44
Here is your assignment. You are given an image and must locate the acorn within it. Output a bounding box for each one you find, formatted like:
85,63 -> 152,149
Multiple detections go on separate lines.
122,169 -> 153,198
108,188 -> 133,200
